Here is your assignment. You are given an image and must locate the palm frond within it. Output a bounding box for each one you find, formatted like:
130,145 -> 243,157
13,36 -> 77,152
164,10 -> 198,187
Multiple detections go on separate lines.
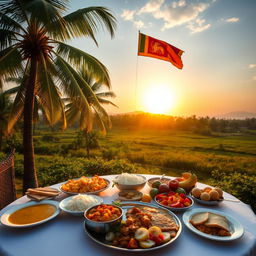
97,97 -> 118,108
37,55 -> 65,126
53,53 -> 92,126
7,81 -> 25,133
0,29 -> 18,50
92,107 -> 107,135
62,6 -> 116,45
25,0 -> 67,40
0,0 -> 29,24
3,85 -> 20,95
95,91 -> 116,98
65,103 -> 80,126
0,11 -> 25,32
0,46 -> 22,79
55,42 -> 110,87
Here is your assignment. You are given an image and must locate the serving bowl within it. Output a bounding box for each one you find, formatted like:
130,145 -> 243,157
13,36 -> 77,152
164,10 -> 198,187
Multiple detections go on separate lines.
84,204 -> 123,233
147,177 -> 171,187
59,177 -> 110,195
113,174 -> 146,191
59,195 -> 103,216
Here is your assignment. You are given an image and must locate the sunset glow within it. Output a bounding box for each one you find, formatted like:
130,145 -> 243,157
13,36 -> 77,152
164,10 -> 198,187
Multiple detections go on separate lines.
142,85 -> 176,115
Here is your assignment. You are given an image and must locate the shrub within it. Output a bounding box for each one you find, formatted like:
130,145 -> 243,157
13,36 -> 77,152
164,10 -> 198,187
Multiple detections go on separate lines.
210,170 -> 256,213
32,157 -> 145,186
102,147 -> 120,160
41,134 -> 60,142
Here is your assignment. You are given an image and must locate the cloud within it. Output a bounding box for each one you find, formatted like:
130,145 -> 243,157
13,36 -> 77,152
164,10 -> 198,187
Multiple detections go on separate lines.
121,10 -> 145,29
139,0 -> 164,13
121,10 -> 135,21
187,18 -> 211,33
134,20 -> 145,29
121,0 -> 212,33
224,17 -> 240,23
249,64 -> 256,69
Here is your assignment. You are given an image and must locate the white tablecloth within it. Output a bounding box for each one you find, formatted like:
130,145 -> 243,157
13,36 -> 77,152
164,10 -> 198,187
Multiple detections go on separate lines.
0,174 -> 255,256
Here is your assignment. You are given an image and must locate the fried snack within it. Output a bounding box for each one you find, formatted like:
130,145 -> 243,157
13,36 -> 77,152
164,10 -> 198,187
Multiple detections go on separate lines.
61,175 -> 108,193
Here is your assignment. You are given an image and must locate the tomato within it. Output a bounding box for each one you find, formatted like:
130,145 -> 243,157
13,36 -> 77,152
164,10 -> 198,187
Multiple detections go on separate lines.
168,179 -> 179,190
127,238 -> 139,249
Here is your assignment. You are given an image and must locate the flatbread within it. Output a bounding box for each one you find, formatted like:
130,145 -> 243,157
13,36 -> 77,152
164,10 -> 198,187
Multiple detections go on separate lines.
190,212 -> 209,225
204,213 -> 230,232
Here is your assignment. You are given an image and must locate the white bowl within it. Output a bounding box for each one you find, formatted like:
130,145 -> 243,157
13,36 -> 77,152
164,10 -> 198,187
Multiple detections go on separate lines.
59,195 -> 103,216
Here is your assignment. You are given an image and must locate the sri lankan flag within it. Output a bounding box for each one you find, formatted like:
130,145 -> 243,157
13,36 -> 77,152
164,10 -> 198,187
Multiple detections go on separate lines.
138,32 -> 184,69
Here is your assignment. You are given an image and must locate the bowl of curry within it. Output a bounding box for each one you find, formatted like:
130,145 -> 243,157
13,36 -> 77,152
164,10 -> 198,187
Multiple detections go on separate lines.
0,200 -> 60,228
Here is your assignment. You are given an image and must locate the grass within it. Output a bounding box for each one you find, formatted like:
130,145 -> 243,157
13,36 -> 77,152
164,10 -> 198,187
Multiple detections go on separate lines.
9,127 -> 256,198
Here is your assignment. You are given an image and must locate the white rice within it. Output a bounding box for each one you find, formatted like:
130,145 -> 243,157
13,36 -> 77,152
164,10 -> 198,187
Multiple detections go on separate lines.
114,173 -> 145,185
65,194 -> 100,211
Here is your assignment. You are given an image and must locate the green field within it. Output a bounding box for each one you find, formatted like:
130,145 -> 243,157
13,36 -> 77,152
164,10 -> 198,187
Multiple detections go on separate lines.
29,127 -> 256,181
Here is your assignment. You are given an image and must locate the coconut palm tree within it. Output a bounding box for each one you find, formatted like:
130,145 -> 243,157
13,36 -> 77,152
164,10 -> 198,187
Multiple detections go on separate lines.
0,0 -> 116,192
65,68 -> 117,157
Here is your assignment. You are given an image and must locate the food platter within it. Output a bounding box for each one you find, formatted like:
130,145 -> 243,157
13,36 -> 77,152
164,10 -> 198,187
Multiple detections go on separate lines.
59,195 -> 103,216
59,177 -> 111,195
0,200 -> 60,228
182,208 -> 244,241
84,201 -> 182,252
191,195 -> 224,206
154,194 -> 194,212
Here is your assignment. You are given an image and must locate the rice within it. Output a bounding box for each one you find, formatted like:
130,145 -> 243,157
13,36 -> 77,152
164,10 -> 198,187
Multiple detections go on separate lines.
114,173 -> 145,185
65,194 -> 100,211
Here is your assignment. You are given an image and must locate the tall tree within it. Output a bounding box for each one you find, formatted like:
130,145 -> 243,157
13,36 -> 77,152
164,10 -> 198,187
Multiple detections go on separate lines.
65,69 -> 117,157
0,0 -> 116,192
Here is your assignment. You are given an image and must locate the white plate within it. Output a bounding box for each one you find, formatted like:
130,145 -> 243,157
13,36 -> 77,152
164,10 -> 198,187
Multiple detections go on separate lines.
191,195 -> 223,205
59,177 -> 110,195
59,195 -> 103,216
0,200 -> 60,228
183,208 -> 244,241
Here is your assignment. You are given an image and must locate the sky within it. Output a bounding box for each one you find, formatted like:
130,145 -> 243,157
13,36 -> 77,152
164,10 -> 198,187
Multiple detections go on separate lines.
12,0 -> 256,117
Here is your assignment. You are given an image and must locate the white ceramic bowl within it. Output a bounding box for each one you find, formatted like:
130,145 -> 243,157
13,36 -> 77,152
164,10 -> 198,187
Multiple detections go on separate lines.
59,195 -> 103,216
113,174 -> 147,191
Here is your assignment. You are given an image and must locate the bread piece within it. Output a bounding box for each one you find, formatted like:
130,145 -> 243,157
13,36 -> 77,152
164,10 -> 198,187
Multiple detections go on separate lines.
190,212 -> 209,225
204,213 -> 230,232
27,188 -> 59,197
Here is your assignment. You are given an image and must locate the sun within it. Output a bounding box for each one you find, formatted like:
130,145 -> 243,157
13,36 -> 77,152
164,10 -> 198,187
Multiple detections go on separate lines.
142,85 -> 176,115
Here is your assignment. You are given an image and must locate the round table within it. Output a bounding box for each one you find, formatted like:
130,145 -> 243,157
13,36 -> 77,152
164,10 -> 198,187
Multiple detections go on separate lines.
0,174 -> 255,256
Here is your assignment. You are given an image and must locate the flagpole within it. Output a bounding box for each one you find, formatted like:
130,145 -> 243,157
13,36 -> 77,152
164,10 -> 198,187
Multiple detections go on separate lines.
135,30 -> 140,111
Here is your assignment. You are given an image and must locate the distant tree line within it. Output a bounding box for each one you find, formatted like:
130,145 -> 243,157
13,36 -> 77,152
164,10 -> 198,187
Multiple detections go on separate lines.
110,113 -> 256,134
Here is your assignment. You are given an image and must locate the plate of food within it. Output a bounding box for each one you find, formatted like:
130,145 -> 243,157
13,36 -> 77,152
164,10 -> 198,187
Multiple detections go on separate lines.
84,201 -> 182,251
118,190 -> 143,201
112,173 -> 146,191
191,187 -> 224,205
0,200 -> 60,228
59,194 -> 103,216
59,175 -> 110,195
182,208 -> 244,241
154,192 -> 194,212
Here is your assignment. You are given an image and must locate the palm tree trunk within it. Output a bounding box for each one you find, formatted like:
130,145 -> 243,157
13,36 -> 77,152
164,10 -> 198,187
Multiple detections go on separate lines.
23,57 -> 38,193
0,126 -> 3,151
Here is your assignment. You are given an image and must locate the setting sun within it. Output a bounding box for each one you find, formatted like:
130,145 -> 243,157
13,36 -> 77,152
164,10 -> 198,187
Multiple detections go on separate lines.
142,85 -> 176,115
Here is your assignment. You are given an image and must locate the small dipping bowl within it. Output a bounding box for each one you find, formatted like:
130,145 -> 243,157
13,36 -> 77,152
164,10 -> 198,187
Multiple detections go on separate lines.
113,174 -> 147,191
84,204 -> 123,234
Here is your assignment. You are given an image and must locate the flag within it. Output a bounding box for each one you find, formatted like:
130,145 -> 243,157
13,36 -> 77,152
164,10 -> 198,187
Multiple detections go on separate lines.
138,32 -> 184,69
